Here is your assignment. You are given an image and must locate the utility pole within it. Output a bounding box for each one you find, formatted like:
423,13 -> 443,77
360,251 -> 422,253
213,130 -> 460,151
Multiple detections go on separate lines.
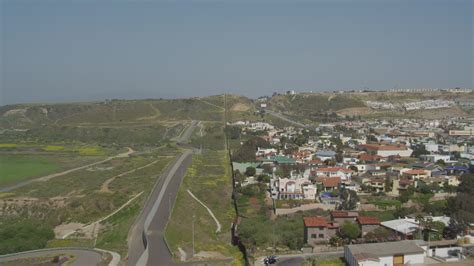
272,222 -> 275,255
168,192 -> 171,214
192,213 -> 196,257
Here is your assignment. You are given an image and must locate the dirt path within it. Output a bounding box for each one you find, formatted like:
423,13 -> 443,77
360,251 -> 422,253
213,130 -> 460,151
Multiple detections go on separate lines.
199,99 -> 225,110
38,147 -> 134,182
0,148 -> 135,193
100,159 -> 160,193
186,189 -> 222,233
61,191 -> 144,239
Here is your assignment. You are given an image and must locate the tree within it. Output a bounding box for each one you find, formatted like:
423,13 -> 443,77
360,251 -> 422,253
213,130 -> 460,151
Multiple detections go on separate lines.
257,174 -> 271,183
367,135 -> 378,143
340,221 -> 361,240
364,227 -> 392,243
398,186 -> 415,203
232,137 -> 271,162
338,190 -> 359,210
225,126 -> 241,139
447,174 -> 474,233
349,165 -> 358,172
411,144 -> 430,158
262,164 -> 273,174
436,159 -> 445,166
245,167 -> 256,177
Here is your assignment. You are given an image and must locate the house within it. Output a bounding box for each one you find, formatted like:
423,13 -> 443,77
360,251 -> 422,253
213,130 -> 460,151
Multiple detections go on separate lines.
258,155 -> 296,165
420,154 -> 451,163
358,153 -> 382,163
381,218 -> 420,240
362,177 -> 386,192
330,210 -> 359,224
315,150 -> 336,161
357,144 -> 413,158
313,167 -> 353,182
255,148 -> 277,157
344,240 -> 425,266
270,177 -> 317,200
303,216 -> 339,245
357,216 -> 381,236
315,176 -> 341,192
401,169 -> 429,180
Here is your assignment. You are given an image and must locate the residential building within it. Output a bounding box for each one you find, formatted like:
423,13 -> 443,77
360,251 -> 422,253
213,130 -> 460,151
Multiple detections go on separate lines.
303,216 -> 339,245
357,144 -> 413,158
330,210 -> 359,224
313,167 -> 353,182
344,240 -> 425,266
357,216 -> 381,236
270,177 -> 317,200
314,176 -> 341,192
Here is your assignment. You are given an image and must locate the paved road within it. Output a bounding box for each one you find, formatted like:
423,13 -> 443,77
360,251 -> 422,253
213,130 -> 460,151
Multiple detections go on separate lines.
127,121 -> 199,266
177,120 -> 199,143
0,248 -> 103,266
265,110 -> 308,128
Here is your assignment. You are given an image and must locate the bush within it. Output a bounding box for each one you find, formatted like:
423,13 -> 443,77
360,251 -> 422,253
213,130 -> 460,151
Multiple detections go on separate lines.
340,221 -> 360,240
0,219 -> 54,255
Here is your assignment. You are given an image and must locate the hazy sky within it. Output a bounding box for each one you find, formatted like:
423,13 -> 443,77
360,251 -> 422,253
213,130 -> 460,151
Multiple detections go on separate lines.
1,0 -> 472,105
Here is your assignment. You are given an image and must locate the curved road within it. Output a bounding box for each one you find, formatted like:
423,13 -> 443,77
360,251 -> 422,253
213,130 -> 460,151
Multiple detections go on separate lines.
0,248 -> 105,266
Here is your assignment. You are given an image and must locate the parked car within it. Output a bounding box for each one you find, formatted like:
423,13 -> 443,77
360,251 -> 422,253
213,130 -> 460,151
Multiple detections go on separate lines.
264,255 -> 278,265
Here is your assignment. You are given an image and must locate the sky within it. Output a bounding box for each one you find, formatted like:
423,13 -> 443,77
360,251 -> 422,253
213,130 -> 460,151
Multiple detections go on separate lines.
1,0 -> 472,105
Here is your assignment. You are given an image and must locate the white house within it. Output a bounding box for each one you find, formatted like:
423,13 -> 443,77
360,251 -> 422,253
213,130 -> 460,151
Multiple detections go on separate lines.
344,240 -> 425,266
313,167 -> 353,182
256,147 -> 277,157
358,144 -> 413,157
270,177 -> 317,200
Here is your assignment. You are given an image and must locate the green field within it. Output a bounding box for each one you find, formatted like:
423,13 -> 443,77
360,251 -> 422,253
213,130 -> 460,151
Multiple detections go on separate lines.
0,156 -> 61,187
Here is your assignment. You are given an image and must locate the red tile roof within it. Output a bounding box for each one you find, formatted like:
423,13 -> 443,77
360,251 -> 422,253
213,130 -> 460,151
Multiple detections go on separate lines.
359,154 -> 382,161
315,176 -> 341,188
304,216 -> 328,227
404,169 -> 427,175
330,211 -> 359,218
358,144 -> 408,151
357,216 -> 381,225
315,167 -> 353,173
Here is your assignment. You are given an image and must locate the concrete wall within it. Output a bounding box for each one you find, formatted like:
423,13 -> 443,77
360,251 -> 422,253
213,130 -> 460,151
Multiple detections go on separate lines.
361,224 -> 380,236
428,246 -> 462,257
404,253 -> 424,264
305,227 -> 337,245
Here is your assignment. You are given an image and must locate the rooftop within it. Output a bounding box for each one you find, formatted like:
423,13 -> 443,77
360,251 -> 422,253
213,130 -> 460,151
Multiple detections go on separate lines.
381,218 -> 419,234
357,216 -> 381,225
331,210 -> 359,218
347,240 -> 425,258
304,216 -> 328,227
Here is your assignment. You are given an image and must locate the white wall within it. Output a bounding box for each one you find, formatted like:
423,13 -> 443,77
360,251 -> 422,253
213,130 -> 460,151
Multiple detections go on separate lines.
404,253 -> 424,264
428,247 -> 462,257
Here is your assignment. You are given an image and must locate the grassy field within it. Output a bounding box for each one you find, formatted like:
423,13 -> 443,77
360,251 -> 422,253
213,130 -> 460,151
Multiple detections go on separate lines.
0,156 -> 61,187
0,146 -> 180,255
164,149 -> 241,263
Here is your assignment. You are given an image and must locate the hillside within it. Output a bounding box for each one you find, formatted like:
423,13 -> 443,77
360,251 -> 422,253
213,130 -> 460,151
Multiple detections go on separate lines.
0,95 -> 255,144
266,91 -> 474,121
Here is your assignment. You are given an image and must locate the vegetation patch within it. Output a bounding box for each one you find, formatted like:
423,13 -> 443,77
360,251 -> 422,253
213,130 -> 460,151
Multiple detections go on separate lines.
0,156 -> 60,187
0,219 -> 54,255
165,148 -> 241,263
